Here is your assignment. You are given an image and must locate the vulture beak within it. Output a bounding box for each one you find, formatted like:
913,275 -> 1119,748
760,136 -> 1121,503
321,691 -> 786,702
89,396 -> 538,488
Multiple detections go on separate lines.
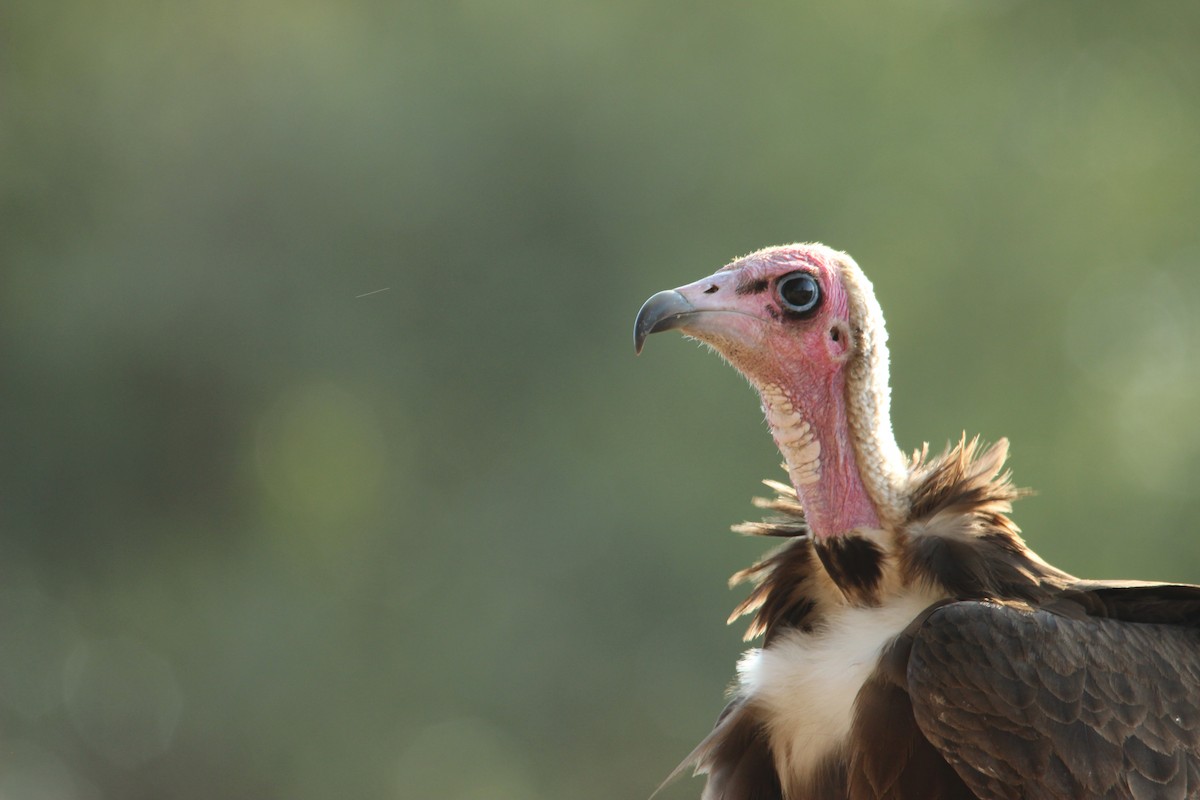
634,269 -> 758,354
634,291 -> 696,354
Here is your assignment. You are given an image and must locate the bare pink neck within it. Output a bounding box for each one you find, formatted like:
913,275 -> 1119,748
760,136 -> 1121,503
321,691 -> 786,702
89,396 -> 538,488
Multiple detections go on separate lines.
760,376 -> 882,539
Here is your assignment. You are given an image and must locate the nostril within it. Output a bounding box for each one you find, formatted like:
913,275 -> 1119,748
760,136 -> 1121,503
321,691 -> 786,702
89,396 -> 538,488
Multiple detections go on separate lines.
703,284 -> 719,294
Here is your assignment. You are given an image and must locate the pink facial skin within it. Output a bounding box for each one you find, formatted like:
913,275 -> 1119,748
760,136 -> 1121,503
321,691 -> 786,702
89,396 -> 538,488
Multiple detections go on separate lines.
664,246 -> 883,540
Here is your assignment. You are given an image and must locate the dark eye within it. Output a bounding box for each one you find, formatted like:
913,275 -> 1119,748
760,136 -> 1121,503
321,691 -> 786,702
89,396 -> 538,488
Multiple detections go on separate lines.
777,272 -> 821,316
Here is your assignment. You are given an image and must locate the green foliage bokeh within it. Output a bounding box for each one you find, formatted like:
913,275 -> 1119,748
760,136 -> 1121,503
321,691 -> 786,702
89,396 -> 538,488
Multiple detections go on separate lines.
3,2 -> 1200,798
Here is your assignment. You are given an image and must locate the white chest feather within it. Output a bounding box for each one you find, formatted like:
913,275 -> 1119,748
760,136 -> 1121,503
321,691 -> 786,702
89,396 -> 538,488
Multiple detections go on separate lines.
736,591 -> 940,782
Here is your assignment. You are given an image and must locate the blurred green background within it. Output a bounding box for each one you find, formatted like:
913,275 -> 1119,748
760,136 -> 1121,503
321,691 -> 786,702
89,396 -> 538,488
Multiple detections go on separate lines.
3,2 -> 1199,798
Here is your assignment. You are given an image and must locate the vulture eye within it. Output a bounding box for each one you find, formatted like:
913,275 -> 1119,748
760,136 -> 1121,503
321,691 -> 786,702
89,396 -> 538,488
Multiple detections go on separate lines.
777,272 -> 821,316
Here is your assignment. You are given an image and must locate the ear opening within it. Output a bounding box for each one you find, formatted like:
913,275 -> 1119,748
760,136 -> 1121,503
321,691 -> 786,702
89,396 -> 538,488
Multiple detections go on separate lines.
828,321 -> 852,361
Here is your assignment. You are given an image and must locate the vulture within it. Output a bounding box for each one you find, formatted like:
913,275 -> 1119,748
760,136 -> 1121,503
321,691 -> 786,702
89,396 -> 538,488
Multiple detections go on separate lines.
633,243 -> 1200,800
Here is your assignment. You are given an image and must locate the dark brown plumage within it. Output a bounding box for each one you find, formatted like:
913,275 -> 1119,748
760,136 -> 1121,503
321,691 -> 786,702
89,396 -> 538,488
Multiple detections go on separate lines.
636,244 -> 1200,799
681,440 -> 1200,799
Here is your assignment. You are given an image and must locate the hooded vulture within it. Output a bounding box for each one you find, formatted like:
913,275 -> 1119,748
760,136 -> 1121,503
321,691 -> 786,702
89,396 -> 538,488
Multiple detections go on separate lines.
634,243 -> 1200,800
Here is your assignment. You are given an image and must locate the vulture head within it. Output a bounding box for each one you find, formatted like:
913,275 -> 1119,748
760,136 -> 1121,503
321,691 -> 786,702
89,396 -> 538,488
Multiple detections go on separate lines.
636,243 -> 909,540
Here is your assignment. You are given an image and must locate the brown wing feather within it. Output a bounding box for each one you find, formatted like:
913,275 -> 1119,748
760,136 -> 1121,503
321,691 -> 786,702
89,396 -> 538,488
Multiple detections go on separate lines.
675,438 -> 1200,799
907,599 -> 1200,800
849,673 -> 978,799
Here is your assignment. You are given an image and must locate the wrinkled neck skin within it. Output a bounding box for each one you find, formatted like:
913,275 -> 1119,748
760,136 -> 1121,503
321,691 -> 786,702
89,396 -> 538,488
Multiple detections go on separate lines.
759,373 -> 883,540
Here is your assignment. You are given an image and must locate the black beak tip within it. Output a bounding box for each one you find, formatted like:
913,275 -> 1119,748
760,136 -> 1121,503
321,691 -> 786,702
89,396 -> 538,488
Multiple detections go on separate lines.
634,290 -> 695,355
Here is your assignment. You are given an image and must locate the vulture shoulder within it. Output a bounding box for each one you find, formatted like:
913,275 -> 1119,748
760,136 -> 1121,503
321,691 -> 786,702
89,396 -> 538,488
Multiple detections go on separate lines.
903,586 -> 1200,800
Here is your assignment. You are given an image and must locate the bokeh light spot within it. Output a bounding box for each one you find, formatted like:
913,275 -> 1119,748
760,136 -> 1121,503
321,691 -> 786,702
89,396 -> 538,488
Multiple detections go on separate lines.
62,638 -> 183,768
255,383 -> 387,530
1064,269 -> 1200,494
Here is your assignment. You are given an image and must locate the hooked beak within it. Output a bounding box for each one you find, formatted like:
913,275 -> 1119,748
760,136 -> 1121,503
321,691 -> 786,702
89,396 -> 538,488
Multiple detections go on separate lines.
634,291 -> 696,354
634,268 -> 764,354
